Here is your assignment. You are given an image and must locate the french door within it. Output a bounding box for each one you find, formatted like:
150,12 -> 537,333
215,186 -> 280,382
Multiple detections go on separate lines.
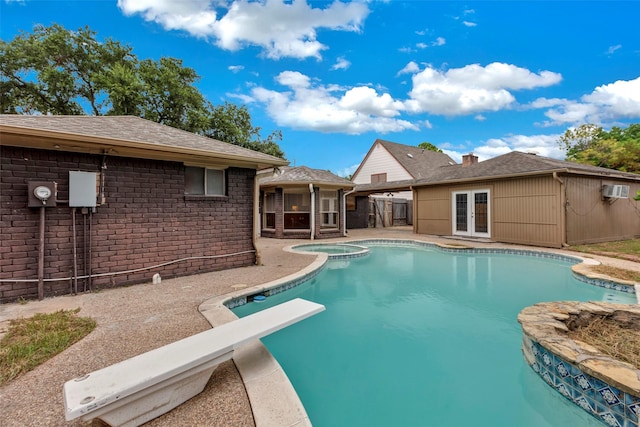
452,190 -> 490,238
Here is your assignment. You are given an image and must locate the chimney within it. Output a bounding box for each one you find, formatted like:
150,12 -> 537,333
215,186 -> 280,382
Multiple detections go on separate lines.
462,153 -> 478,167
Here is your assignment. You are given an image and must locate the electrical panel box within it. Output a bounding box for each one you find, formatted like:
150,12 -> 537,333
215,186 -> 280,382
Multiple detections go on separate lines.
27,181 -> 58,207
602,184 -> 630,199
69,171 -> 98,207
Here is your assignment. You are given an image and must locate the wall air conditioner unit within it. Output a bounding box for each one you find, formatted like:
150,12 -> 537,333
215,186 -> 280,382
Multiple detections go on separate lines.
602,184 -> 630,199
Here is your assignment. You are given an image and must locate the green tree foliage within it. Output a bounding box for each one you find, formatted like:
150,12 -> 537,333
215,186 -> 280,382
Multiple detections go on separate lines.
418,141 -> 443,153
559,123 -> 640,173
204,102 -> 285,158
1,24 -> 285,158
1,24 -> 133,115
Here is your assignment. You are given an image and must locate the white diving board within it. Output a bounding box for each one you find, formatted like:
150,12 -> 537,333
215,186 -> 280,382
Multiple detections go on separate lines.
63,298 -> 325,427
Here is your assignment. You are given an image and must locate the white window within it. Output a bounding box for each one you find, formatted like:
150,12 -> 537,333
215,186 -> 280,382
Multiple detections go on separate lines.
263,192 -> 276,228
185,166 -> 225,196
284,190 -> 310,229
320,190 -> 338,228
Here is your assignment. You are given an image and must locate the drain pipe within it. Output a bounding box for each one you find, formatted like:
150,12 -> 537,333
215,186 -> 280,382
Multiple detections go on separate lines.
253,174 -> 262,265
342,189 -> 356,237
309,183 -> 315,240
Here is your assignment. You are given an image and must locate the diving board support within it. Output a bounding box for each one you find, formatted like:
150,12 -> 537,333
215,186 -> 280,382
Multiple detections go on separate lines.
63,298 -> 325,427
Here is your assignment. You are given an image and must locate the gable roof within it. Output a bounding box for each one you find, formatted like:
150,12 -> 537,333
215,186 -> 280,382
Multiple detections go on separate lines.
414,151 -> 640,186
0,115 -> 288,170
377,139 -> 456,179
259,166 -> 355,189
351,139 -> 456,182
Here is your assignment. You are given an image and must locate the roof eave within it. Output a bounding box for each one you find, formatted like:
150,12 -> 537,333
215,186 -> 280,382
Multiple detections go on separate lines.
0,125 -> 289,170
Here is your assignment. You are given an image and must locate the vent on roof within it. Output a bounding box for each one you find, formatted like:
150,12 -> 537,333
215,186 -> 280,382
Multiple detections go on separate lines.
407,153 -> 414,158
602,184 -> 630,199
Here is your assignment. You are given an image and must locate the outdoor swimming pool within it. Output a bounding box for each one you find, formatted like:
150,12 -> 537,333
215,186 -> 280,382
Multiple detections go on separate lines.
232,243 -> 636,427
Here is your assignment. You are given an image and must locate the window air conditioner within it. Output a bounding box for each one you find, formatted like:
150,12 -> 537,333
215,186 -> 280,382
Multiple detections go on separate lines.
602,184 -> 630,198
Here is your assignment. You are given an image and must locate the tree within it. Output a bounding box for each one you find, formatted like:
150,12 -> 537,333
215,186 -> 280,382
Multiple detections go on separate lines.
204,102 -> 285,158
1,24 -> 134,115
1,24 -> 285,157
418,141 -> 443,153
559,123 -> 640,173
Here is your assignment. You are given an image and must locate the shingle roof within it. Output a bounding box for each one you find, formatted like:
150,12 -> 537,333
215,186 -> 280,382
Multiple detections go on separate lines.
259,166 -> 355,188
376,139 -> 456,179
416,151 -> 640,185
0,114 -> 288,168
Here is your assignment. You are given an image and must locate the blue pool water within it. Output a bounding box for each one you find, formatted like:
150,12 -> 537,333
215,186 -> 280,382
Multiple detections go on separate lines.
233,244 -> 636,427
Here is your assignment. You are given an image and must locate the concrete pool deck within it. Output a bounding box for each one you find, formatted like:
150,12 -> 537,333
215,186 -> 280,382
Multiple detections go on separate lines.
1,227 -> 638,426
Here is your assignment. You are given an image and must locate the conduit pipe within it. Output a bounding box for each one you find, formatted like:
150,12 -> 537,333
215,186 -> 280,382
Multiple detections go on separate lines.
72,208 -> 78,294
37,207 -> 45,300
309,183 -> 315,240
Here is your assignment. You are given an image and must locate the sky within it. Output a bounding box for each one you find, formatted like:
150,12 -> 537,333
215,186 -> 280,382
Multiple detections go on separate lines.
2,1 -> 640,177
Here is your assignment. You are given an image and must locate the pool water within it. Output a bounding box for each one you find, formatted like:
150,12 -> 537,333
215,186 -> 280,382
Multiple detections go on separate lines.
233,245 -> 635,427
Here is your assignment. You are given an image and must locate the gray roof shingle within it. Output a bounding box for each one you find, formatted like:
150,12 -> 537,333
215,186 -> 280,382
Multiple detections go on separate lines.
376,139 -> 456,179
259,166 -> 355,187
0,114 -> 288,167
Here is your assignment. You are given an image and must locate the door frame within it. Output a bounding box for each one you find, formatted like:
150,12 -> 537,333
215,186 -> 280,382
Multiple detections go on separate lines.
451,189 -> 491,238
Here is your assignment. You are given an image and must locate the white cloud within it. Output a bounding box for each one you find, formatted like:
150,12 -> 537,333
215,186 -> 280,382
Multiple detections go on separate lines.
228,65 -> 244,73
404,62 -> 562,115
397,61 -> 420,76
333,163 -> 360,178
606,44 -> 622,55
446,133 -> 566,163
331,57 -> 351,71
117,0 -> 369,60
249,71 -> 418,134
535,76 -> 640,126
463,21 -> 477,27
432,37 -> 446,46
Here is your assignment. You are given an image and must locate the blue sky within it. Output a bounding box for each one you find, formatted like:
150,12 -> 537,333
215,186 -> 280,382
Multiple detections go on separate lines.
2,1 -> 639,176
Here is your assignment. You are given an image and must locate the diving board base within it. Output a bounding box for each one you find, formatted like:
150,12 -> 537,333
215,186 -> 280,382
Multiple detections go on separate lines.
82,353 -> 230,427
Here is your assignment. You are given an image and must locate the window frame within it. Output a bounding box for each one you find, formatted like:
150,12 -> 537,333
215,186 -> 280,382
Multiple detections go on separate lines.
320,190 -> 339,228
371,173 -> 387,184
263,191 -> 276,229
184,166 -> 226,197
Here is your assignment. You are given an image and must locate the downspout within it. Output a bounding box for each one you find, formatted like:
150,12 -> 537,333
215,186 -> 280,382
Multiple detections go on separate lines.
410,185 -> 417,234
343,189 -> 356,236
553,172 -> 568,247
253,174 -> 262,265
309,183 -> 315,240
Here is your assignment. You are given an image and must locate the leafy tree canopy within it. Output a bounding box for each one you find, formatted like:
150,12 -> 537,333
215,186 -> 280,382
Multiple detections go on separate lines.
418,141 -> 443,153
1,24 -> 285,159
559,123 -> 640,173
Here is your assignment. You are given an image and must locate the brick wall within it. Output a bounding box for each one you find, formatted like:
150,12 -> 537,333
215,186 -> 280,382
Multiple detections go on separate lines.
0,146 -> 256,303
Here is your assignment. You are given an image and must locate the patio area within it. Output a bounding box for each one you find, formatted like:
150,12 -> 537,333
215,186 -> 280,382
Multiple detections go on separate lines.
1,227 -> 638,426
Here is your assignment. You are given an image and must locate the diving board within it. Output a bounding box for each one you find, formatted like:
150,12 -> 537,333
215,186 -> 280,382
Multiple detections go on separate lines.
63,298 -> 325,427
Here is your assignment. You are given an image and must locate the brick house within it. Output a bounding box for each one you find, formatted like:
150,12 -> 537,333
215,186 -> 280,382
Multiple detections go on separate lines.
258,166 -> 355,239
0,115 -> 287,303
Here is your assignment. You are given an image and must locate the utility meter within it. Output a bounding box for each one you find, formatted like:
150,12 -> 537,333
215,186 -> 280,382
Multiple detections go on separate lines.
28,181 -> 57,207
34,185 -> 52,202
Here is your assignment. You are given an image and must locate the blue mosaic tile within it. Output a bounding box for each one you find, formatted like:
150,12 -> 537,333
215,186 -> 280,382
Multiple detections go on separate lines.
599,410 -> 623,427
575,396 -> 596,415
574,374 -> 594,391
555,361 -> 570,378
